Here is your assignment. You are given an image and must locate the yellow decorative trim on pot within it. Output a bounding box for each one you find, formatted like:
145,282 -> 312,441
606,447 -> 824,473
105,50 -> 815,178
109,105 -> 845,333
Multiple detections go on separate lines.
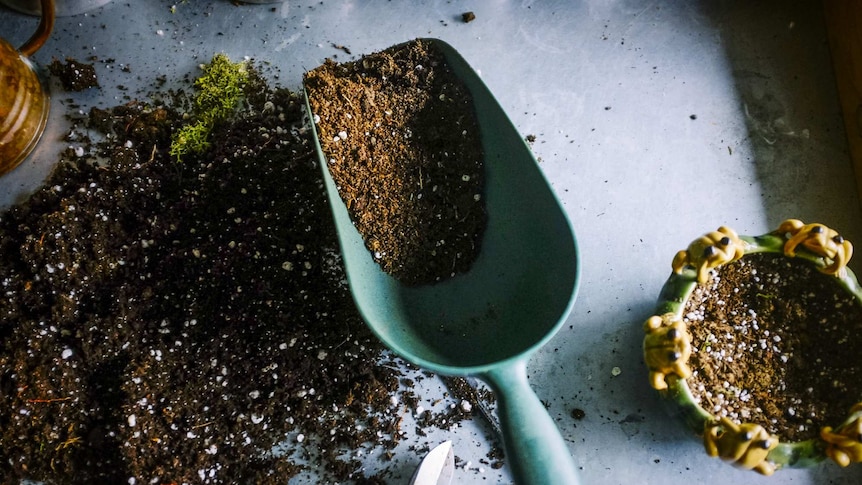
776,219 -> 853,278
704,416 -> 779,476
671,226 -> 746,284
821,402 -> 862,467
643,313 -> 692,391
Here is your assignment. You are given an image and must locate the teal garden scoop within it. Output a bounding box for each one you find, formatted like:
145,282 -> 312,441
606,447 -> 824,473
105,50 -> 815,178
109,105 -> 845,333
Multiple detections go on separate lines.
304,39 -> 581,484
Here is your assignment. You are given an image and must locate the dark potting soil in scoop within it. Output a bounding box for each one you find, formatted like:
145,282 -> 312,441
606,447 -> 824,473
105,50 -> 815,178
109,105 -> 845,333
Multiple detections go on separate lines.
0,60 -> 494,484
304,39 -> 487,286
683,252 -> 862,442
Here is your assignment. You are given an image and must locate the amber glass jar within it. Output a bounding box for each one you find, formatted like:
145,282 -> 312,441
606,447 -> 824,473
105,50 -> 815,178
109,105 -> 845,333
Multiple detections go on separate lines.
0,38 -> 50,176
0,0 -> 54,177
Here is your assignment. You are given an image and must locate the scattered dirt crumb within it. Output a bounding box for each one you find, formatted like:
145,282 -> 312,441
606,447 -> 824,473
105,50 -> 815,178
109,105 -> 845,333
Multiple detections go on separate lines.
331,43 -> 352,55
49,57 -> 99,91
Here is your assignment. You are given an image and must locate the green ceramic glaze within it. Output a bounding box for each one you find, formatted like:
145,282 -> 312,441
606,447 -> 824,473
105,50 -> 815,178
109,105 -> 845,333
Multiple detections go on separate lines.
304,38 -> 581,485
650,226 -> 862,473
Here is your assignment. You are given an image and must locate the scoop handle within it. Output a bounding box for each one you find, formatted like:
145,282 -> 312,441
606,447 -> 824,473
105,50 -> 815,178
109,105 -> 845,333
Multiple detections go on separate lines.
482,361 -> 581,485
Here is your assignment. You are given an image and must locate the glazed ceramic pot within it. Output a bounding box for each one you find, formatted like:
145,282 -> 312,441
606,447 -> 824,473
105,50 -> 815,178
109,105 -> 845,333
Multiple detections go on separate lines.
644,219 -> 862,475
0,0 -> 110,16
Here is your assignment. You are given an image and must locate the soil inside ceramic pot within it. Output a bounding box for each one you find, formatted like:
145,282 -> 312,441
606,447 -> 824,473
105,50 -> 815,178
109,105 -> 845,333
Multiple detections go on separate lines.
304,39 -> 487,286
0,58 -> 499,484
684,252 -> 862,442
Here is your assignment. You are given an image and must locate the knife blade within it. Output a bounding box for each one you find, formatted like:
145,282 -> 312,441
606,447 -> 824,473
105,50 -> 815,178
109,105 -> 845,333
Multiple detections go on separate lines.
409,440 -> 454,485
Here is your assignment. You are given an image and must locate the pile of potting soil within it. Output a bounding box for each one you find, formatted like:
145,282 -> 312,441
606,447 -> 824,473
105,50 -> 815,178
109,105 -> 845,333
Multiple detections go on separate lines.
0,57 -> 486,484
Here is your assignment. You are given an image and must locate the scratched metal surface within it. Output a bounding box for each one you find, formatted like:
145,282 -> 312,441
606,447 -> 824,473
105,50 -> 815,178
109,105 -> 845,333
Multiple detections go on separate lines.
3,1 -> 862,484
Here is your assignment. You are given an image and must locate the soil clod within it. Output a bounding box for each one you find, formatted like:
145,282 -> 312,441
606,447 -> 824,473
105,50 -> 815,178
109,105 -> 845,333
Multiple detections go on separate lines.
49,58 -> 99,91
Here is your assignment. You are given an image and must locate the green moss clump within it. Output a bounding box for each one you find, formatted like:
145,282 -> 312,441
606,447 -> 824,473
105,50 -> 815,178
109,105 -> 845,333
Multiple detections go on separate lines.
170,53 -> 248,161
